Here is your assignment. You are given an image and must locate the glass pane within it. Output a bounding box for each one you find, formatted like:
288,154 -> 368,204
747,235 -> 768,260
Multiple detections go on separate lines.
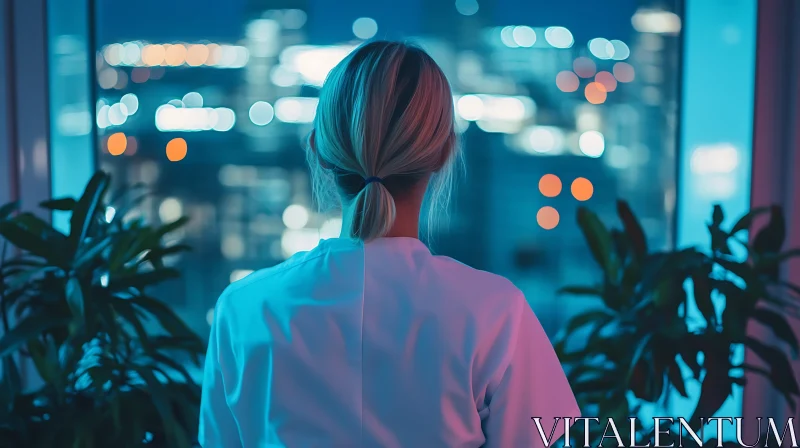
94,0 -> 681,344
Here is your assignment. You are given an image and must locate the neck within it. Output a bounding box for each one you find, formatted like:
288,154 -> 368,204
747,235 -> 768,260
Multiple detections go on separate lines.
339,198 -> 422,240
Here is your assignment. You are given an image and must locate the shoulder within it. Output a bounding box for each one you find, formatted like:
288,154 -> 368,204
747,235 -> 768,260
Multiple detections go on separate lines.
214,249 -> 326,314
426,254 -> 529,315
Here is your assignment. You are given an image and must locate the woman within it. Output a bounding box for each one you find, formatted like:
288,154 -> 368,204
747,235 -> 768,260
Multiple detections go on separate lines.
200,41 -> 579,447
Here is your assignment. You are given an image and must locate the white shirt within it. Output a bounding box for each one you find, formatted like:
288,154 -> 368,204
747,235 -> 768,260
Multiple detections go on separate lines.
199,236 -> 579,447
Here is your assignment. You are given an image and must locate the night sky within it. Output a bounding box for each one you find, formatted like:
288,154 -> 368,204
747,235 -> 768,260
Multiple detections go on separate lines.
97,0 -> 639,45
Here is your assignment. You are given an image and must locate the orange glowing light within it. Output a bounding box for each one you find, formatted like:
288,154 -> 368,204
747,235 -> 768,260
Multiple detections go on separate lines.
613,62 -> 635,83
573,57 -> 597,78
538,174 -> 562,198
186,44 -> 209,66
584,82 -> 607,105
556,71 -> 580,93
166,138 -> 188,162
537,206 -> 560,230
595,71 -> 617,92
571,177 -> 594,201
107,132 -> 127,156
142,44 -> 166,66
165,44 -> 187,66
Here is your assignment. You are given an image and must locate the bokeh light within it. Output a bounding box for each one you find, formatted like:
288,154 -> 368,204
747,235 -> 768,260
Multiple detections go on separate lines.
352,17 -> 378,39
573,57 -> 596,78
142,44 -> 166,66
186,44 -> 210,66
206,44 -> 222,65
106,132 -> 127,156
249,101 -> 275,126
456,95 -> 484,121
610,40 -> 631,60
165,44 -> 187,66
579,131 -> 605,157
499,26 -> 518,48
544,27 -> 574,48
613,62 -> 636,83
588,38 -> 614,59
584,82 -> 608,105
538,174 -> 562,197
166,138 -> 188,162
120,93 -> 139,114
282,204 -> 310,230
556,71 -> 580,92
571,177 -> 594,201
525,126 -> 565,154
182,92 -> 203,108
512,26 -> 536,47
537,206 -> 560,230
131,68 -> 150,83
595,71 -> 618,92
126,135 -> 138,156
114,71 -> 128,90
455,0 -> 479,16
97,68 -> 118,89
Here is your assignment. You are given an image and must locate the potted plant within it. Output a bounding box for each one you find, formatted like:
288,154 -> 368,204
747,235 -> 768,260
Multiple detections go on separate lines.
0,172 -> 204,447
555,201 -> 800,446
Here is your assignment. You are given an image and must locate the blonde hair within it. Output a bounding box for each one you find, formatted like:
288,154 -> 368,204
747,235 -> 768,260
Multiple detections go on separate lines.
307,41 -> 460,242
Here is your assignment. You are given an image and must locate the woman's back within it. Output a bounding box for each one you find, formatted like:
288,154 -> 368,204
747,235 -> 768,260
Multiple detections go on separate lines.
200,237 -> 579,447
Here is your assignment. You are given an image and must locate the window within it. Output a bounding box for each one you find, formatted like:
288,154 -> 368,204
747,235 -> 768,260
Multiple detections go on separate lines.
94,0 -> 682,339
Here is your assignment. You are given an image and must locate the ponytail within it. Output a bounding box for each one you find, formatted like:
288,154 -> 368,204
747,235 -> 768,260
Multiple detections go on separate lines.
309,40 -> 458,242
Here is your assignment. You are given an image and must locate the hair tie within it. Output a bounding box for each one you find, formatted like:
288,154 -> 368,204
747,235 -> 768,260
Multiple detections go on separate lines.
363,176 -> 383,185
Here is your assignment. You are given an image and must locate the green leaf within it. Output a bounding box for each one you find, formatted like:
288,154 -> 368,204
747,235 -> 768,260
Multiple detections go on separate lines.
0,201 -> 18,220
153,216 -> 189,239
730,206 -> 770,235
666,359 -> 687,397
27,338 -> 59,384
721,296 -> 750,343
571,376 -> 619,394
73,236 -> 112,270
39,197 -> 77,211
149,351 -> 198,387
755,249 -> 800,277
149,335 -> 206,360
69,171 -> 110,252
653,277 -> 685,311
557,285 -> 603,297
111,301 -> 152,351
626,334 -> 653,382
709,225 -> 733,255
712,205 -> 724,227
617,200 -> 648,259
563,310 -> 615,334
745,337 -> 800,408
0,315 -> 71,358
131,367 -> 191,448
133,295 -> 198,340
66,277 -> 86,326
691,266 -> 716,325
751,308 -> 799,357
140,244 -> 192,269
0,356 -> 22,413
689,347 -> 732,429
108,267 -> 180,290
0,213 -> 69,266
753,205 -> 786,255
576,207 -> 617,282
